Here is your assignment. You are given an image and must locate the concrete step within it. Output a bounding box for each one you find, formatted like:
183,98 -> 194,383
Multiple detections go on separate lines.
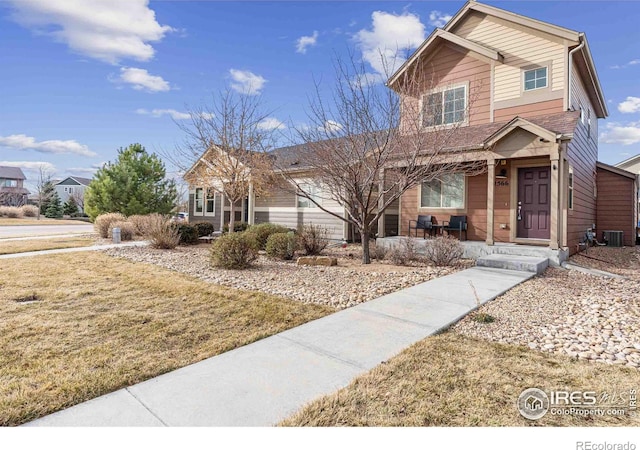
476,254 -> 548,274
492,245 -> 554,258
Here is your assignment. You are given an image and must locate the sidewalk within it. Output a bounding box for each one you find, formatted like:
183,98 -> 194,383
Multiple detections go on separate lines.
0,241 -> 149,259
26,266 -> 534,427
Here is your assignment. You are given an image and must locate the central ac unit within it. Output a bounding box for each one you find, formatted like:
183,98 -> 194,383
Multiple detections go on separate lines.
603,230 -> 623,247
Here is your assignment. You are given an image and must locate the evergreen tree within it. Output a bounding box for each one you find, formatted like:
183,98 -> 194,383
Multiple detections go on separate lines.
84,143 -> 178,220
63,196 -> 79,216
45,192 -> 63,218
39,180 -> 56,214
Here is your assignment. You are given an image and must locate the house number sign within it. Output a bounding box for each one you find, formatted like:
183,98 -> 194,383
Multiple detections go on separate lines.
495,180 -> 509,187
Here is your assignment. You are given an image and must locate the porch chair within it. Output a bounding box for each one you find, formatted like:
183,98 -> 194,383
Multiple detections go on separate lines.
443,215 -> 467,241
408,215 -> 434,238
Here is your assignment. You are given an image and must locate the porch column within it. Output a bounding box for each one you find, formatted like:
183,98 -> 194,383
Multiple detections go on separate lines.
486,159 -> 495,245
247,183 -> 255,225
550,156 -> 560,250
219,194 -> 225,231
377,169 -> 385,238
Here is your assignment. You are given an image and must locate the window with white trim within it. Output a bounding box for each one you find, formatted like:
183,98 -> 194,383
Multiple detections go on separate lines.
523,67 -> 547,91
420,173 -> 465,208
297,183 -> 321,208
422,85 -> 467,128
195,188 -> 204,214
205,188 -> 216,215
587,109 -> 592,139
1,179 -> 17,187
568,167 -> 574,210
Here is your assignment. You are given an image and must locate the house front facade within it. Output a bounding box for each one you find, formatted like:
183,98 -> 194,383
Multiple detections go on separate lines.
54,176 -> 91,213
378,0 -> 608,255
0,166 -> 30,206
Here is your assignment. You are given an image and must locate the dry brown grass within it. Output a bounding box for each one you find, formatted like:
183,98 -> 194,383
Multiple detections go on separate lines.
0,218 -> 82,226
0,237 -> 94,255
281,333 -> 640,427
0,252 -> 333,426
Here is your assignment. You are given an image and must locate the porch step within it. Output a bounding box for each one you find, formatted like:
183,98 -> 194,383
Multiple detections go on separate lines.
476,254 -> 548,274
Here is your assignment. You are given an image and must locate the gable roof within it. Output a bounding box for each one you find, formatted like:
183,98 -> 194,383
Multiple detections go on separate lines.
597,161 -> 638,180
387,0 -> 607,118
614,154 -> 640,170
56,176 -> 92,186
0,166 -> 26,180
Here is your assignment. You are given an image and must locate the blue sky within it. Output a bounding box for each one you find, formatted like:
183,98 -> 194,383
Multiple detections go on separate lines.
1,0 -> 639,190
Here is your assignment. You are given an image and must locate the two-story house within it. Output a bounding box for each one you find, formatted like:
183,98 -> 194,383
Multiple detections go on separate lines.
0,166 -> 30,206
54,176 -> 91,213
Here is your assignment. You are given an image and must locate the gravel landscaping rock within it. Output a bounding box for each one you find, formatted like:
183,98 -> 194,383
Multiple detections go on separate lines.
103,245 -> 468,309
454,265 -> 640,369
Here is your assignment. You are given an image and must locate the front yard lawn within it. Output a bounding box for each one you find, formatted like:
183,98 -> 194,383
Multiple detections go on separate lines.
0,252 -> 333,426
0,218 -> 82,226
0,237 -> 94,255
281,333 -> 640,427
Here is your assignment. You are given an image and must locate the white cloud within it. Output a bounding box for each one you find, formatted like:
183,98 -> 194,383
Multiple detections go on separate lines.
257,117 -> 286,131
115,67 -> 171,92
229,69 -> 266,95
66,163 -> 104,175
0,160 -> 56,173
0,134 -> 96,157
319,120 -> 344,134
600,122 -> 640,145
7,0 -> 173,64
136,108 -> 190,120
428,10 -> 453,28
354,11 -> 425,78
618,96 -> 640,114
296,31 -> 319,54
610,59 -> 640,70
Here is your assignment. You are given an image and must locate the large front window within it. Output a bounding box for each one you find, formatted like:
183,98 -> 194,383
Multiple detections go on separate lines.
421,173 -> 465,208
422,85 -> 467,128
206,188 -> 215,214
195,188 -> 204,214
297,183 -> 321,208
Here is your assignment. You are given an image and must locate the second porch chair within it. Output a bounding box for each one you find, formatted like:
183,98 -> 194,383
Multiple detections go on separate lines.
443,215 -> 467,240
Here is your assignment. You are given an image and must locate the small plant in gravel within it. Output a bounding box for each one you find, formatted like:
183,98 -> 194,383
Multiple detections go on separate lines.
146,214 -> 180,249
94,212 -> 126,238
0,206 -> 23,218
192,221 -> 215,237
223,221 -> 250,233
472,312 -> 496,324
20,205 -> 39,217
425,235 -> 463,266
176,224 -> 200,245
388,237 -> 422,265
266,232 -> 298,260
108,221 -> 135,241
211,232 -> 258,269
298,223 -> 329,256
245,223 -> 290,250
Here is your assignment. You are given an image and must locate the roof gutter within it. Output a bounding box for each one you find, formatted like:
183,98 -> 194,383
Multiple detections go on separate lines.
567,39 -> 585,111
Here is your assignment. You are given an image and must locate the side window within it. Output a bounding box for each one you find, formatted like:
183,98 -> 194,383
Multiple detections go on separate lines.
568,167 -> 574,210
523,67 -> 548,91
195,188 -> 204,214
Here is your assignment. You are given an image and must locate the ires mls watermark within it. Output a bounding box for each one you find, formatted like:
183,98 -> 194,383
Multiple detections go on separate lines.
517,387 -> 637,420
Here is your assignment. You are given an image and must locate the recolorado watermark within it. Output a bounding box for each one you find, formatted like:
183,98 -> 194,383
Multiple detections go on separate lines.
517,387 -> 637,420
576,442 -> 636,450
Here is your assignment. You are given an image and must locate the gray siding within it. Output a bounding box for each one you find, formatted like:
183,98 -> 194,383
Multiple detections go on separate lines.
255,209 -> 345,240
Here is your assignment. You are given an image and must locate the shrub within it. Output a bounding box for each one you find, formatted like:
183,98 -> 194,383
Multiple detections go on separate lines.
108,221 -> 135,241
266,232 -> 298,260
94,213 -> 126,238
128,214 -> 155,237
425,235 -> 464,266
146,214 -> 180,249
245,223 -> 289,250
0,206 -> 23,218
387,236 -> 421,266
210,232 -> 258,269
298,223 -> 329,256
192,221 -> 215,237
176,224 -> 199,245
223,221 -> 250,233
21,205 -> 39,217
373,244 -> 387,261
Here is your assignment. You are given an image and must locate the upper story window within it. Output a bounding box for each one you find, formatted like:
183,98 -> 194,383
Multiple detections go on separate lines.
297,183 -> 321,208
422,85 -> 467,128
1,179 -> 17,187
523,67 -> 547,91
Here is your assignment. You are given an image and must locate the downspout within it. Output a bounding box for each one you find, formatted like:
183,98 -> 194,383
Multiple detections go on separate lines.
567,38 -> 585,110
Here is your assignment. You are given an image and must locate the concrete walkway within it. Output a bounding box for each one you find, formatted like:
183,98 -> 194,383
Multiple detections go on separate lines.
26,266 -> 534,427
0,241 -> 149,259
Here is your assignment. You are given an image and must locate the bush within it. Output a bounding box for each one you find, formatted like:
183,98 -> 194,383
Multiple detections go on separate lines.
146,214 -> 180,249
298,223 -> 329,256
245,223 -> 290,250
94,213 -> 126,238
108,221 -> 135,241
128,214 -> 155,237
0,206 -> 23,218
210,232 -> 258,269
425,235 -> 464,266
373,244 -> 387,260
21,205 -> 39,217
192,221 -> 215,237
176,224 -> 199,245
388,236 -> 421,266
223,221 -> 250,233
265,232 -> 298,260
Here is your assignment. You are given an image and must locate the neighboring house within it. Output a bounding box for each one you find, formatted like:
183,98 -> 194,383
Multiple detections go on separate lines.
54,176 -> 91,213
595,162 -> 638,246
0,166 -> 30,206
615,154 -> 640,226
188,1 -> 631,254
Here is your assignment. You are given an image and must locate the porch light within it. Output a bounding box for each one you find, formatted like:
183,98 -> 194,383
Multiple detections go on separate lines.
495,168 -> 508,179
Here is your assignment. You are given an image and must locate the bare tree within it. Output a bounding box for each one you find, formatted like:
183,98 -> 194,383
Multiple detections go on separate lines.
166,89 -> 277,232
277,54 -> 485,263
